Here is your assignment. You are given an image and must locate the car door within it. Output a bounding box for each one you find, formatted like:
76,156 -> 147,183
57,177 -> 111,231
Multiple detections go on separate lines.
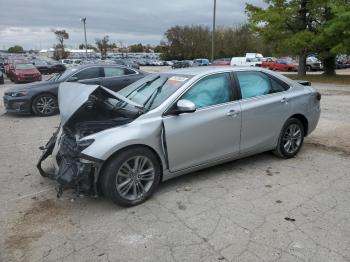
72,66 -> 103,85
235,71 -> 292,154
163,72 -> 241,172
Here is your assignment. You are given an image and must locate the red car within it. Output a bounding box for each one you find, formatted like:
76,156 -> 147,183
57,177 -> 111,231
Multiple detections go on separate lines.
261,57 -> 298,71
10,64 -> 42,83
209,58 -> 231,66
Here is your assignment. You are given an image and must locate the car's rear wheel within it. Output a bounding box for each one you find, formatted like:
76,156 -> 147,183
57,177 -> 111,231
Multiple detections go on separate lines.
273,118 -> 304,158
101,147 -> 161,206
32,93 -> 58,116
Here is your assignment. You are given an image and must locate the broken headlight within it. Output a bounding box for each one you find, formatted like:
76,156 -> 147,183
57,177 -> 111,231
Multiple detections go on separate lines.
77,139 -> 94,151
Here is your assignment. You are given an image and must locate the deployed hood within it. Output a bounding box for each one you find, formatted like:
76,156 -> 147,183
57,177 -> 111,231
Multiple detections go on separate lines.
58,82 -> 142,125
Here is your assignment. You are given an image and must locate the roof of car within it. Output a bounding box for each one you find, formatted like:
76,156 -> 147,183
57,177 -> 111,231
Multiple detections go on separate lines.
164,66 -> 263,76
74,63 -> 136,70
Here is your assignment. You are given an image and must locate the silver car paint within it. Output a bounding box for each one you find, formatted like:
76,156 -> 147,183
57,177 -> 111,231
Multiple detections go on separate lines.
53,67 -> 320,182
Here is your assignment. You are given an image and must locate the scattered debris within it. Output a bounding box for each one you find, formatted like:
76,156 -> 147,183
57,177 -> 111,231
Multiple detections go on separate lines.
98,253 -> 105,257
276,200 -> 283,204
176,201 -> 187,210
218,256 -> 225,260
265,169 -> 273,176
265,185 -> 272,188
284,217 -> 296,222
184,186 -> 192,191
24,173 -> 32,177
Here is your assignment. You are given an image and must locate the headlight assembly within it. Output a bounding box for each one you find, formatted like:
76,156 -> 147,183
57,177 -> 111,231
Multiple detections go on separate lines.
10,90 -> 29,97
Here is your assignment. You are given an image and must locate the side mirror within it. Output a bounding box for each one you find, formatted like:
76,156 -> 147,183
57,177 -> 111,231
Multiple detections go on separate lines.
175,99 -> 196,114
67,76 -> 78,82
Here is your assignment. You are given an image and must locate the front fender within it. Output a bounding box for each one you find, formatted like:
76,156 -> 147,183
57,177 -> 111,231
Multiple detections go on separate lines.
81,117 -> 167,168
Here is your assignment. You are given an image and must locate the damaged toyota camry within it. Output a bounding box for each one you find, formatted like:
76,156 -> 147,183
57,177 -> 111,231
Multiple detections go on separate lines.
37,67 -> 321,206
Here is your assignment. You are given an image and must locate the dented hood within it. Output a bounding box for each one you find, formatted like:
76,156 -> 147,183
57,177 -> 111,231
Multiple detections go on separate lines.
58,82 -> 142,125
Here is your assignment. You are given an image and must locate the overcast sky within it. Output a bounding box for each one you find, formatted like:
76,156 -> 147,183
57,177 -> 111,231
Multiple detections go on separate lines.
0,0 -> 264,50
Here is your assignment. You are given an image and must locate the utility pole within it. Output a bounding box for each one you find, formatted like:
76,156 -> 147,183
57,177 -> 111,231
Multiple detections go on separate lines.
80,17 -> 88,59
211,0 -> 216,62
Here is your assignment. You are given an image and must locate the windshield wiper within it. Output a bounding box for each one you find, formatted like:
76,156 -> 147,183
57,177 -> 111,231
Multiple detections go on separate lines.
143,78 -> 168,111
126,75 -> 161,98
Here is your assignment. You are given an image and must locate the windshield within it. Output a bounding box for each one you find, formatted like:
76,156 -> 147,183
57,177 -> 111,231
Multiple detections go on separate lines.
53,68 -> 77,81
119,73 -> 192,111
16,64 -> 35,70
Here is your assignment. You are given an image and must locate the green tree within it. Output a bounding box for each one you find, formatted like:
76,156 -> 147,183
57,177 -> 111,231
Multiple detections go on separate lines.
160,24 -> 270,60
246,0 -> 350,75
8,45 -> 24,53
312,2 -> 350,74
79,43 -> 97,51
246,0 -> 318,75
129,43 -> 144,52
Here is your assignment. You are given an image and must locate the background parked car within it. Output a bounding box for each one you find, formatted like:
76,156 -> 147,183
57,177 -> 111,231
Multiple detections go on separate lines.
261,57 -> 298,71
306,57 -> 322,71
10,63 -> 42,83
0,71 -> 4,85
3,64 -> 147,116
192,58 -> 209,66
48,62 -> 66,74
210,58 -> 231,66
172,60 -> 192,69
33,60 -> 50,74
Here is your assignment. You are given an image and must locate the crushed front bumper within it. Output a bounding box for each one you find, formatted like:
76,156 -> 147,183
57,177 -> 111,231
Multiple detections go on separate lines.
37,129 -> 103,197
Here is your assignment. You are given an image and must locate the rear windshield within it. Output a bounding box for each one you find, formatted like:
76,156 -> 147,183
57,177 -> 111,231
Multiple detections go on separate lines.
16,64 -> 35,70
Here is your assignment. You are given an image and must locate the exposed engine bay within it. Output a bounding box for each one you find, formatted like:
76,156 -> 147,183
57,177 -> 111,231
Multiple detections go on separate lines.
37,85 -> 143,197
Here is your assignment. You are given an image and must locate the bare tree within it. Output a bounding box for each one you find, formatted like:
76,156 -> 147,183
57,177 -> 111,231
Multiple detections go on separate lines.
95,35 -> 110,59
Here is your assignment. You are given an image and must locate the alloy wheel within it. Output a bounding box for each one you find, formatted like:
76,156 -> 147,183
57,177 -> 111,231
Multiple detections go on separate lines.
35,96 -> 57,115
115,156 -> 155,201
282,123 -> 302,154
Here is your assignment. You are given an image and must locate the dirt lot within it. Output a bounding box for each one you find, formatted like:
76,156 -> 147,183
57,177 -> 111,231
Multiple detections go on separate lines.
0,69 -> 349,262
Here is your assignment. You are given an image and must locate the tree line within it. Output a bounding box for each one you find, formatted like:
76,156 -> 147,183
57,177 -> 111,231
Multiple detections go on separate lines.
158,24 -> 271,61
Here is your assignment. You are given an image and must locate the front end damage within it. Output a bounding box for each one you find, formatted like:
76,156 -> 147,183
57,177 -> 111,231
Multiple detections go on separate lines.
37,83 -> 143,197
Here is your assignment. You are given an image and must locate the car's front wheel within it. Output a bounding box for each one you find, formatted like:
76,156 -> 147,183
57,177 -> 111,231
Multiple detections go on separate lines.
273,118 -> 305,158
32,93 -> 58,116
101,147 -> 161,206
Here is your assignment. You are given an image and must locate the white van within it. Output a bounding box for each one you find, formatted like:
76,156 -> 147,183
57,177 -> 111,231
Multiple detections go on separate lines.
230,53 -> 264,67
230,57 -> 258,67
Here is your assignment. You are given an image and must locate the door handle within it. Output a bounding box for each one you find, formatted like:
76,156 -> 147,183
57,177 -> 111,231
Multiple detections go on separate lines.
226,109 -> 239,117
280,97 -> 288,103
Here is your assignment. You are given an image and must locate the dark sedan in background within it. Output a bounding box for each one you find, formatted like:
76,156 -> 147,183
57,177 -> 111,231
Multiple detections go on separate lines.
3,64 -> 147,116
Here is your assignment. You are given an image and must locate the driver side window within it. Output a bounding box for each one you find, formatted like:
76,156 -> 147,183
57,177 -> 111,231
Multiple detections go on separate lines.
182,73 -> 232,109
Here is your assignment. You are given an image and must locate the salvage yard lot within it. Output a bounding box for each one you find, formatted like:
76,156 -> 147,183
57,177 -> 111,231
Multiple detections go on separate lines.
0,68 -> 350,262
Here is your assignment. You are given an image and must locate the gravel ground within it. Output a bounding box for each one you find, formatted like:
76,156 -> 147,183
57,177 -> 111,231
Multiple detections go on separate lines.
0,69 -> 349,262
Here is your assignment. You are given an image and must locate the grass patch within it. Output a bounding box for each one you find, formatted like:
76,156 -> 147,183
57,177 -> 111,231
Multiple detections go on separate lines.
283,74 -> 350,85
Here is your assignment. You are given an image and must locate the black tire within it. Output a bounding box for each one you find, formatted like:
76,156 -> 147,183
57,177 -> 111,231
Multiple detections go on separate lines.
32,93 -> 58,116
101,147 -> 161,207
273,118 -> 305,159
306,65 -> 312,72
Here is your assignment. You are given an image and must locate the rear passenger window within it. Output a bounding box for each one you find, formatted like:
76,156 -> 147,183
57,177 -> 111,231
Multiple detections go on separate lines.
236,71 -> 288,99
104,67 -> 125,77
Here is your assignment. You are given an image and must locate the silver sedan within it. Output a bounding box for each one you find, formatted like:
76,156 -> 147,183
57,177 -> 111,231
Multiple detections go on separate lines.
37,67 -> 321,206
